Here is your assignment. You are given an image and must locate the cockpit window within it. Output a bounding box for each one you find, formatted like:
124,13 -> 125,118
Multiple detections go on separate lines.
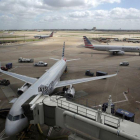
13,115 -> 20,121
7,114 -> 25,121
7,114 -> 13,121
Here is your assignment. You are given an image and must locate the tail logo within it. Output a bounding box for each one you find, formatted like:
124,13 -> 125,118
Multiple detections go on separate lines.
62,42 -> 65,58
83,36 -> 94,48
50,32 -> 53,37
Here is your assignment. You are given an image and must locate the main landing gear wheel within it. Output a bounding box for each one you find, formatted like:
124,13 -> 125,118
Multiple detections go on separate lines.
65,66 -> 67,73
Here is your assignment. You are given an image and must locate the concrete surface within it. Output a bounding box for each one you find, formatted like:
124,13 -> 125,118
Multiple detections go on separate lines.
0,31 -> 140,139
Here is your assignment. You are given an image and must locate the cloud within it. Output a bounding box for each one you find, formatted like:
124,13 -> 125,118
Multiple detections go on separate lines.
110,7 -> 140,19
42,15 -> 67,22
42,0 -> 121,9
69,8 -> 140,20
69,11 -> 91,18
0,0 -> 140,29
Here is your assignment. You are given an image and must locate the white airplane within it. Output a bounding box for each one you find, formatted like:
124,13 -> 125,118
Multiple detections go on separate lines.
34,31 -> 53,39
0,43 -> 117,136
83,36 -> 140,55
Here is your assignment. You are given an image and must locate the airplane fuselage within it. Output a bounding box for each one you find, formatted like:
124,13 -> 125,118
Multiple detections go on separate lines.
86,45 -> 140,53
34,35 -> 50,39
5,59 -> 66,136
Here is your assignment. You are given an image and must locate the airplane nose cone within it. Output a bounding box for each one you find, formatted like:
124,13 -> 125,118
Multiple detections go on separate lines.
5,118 -> 28,136
5,119 -> 18,136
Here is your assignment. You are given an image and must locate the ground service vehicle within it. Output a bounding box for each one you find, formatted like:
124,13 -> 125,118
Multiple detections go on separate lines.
115,109 -> 135,122
6,63 -> 12,69
0,79 -> 10,86
120,61 -> 129,66
1,67 -> 8,71
34,61 -> 48,67
85,70 -> 94,76
18,57 -> 34,63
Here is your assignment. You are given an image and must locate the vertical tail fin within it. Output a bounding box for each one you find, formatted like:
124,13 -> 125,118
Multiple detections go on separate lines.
62,42 -> 65,59
83,36 -> 93,48
50,32 -> 53,37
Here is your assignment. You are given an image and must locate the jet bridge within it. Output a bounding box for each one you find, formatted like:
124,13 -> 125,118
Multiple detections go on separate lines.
23,94 -> 140,140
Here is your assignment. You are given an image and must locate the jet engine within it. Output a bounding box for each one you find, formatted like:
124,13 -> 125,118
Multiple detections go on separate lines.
17,83 -> 31,95
117,51 -> 125,55
65,85 -> 75,98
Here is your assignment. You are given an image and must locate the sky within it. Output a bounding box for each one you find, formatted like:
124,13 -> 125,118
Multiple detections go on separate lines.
0,0 -> 140,30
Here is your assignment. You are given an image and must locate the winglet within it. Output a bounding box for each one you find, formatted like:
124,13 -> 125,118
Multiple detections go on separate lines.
66,58 -> 80,62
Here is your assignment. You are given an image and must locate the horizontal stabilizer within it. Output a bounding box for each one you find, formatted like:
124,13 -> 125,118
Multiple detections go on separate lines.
50,58 -> 60,61
66,58 -> 80,62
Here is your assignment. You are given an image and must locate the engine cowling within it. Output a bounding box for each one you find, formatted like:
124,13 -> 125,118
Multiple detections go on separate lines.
17,83 -> 31,95
65,85 -> 75,98
117,51 -> 125,55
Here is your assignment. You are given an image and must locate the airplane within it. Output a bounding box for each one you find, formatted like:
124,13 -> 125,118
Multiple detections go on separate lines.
83,36 -> 140,55
34,31 -> 53,39
0,42 -> 117,136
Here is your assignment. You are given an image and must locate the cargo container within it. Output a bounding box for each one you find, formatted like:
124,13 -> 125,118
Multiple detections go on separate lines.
96,71 -> 108,76
115,109 -> 135,122
85,70 -> 94,77
6,63 -> 12,69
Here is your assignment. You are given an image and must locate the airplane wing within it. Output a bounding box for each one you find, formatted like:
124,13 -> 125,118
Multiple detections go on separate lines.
0,69 -> 37,84
108,50 -> 121,52
55,73 -> 117,88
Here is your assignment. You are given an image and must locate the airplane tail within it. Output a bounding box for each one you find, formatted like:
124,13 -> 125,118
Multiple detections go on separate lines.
62,42 -> 65,60
83,36 -> 94,48
50,42 -> 80,62
49,32 -> 53,37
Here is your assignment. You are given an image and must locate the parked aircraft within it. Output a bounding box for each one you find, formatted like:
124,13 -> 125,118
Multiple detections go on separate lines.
0,42 -> 117,136
83,36 -> 140,55
34,31 -> 53,39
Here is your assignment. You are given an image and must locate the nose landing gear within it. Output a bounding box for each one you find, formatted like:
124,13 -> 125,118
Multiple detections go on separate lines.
65,66 -> 67,73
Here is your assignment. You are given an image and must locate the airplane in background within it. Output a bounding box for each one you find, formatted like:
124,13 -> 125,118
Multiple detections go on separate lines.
83,36 -> 140,55
0,43 -> 117,136
34,31 -> 53,39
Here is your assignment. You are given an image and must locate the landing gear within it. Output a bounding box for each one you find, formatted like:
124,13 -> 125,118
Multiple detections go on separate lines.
65,66 -> 67,73
113,52 -> 117,55
63,86 -> 68,92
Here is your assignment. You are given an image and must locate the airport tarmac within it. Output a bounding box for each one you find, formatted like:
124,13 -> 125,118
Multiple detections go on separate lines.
0,31 -> 140,139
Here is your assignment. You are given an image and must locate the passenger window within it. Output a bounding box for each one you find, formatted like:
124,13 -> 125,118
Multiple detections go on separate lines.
8,114 -> 13,121
13,115 -> 20,121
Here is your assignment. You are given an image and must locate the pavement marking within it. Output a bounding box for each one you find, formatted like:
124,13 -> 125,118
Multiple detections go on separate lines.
113,92 -> 128,104
0,66 -> 18,77
0,129 -> 5,139
136,101 -> 140,104
92,92 -> 128,108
